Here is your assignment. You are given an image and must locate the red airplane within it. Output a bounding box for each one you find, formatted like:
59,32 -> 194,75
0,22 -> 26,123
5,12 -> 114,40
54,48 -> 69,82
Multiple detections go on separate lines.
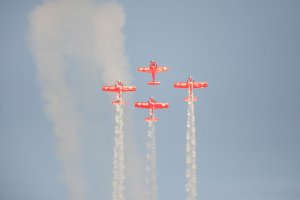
137,60 -> 169,85
174,76 -> 208,102
135,97 -> 169,122
102,80 -> 136,105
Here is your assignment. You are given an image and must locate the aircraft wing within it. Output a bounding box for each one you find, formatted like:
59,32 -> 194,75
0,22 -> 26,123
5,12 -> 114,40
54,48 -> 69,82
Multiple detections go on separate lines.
156,66 -> 169,73
193,82 -> 208,88
102,86 -> 118,92
122,86 -> 137,92
154,103 -> 169,109
135,102 -> 151,109
138,67 -> 151,73
174,82 -> 189,88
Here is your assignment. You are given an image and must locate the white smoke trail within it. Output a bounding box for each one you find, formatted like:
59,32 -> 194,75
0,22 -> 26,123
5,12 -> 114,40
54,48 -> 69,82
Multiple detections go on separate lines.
145,121 -> 157,200
113,105 -> 125,200
186,101 -> 197,200
29,0 -> 144,199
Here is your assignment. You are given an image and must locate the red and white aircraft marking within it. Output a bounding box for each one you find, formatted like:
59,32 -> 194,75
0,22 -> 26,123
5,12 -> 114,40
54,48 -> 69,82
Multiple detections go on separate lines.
174,76 -> 208,102
102,81 -> 136,105
135,97 -> 169,122
137,60 -> 169,85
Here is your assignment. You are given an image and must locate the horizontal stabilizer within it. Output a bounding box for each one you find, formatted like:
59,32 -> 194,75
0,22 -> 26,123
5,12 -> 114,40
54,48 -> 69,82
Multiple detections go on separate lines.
112,100 -> 126,105
147,81 -> 160,85
145,117 -> 158,122
184,96 -> 198,102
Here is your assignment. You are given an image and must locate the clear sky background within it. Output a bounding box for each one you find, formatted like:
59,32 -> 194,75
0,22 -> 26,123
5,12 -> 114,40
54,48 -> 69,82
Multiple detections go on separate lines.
1,0 -> 300,200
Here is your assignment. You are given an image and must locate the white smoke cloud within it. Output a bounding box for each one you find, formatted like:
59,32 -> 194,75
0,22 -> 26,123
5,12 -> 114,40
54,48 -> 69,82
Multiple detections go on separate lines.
30,0 -> 131,83
29,0 -> 142,199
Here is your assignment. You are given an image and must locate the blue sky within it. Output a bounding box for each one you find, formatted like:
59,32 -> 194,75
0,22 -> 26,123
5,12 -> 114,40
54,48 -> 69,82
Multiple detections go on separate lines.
1,0 -> 300,200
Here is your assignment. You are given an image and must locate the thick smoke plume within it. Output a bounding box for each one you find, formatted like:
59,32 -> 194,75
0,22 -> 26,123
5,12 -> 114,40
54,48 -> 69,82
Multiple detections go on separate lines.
29,0 -> 142,199
145,121 -> 157,200
186,101 -> 197,200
